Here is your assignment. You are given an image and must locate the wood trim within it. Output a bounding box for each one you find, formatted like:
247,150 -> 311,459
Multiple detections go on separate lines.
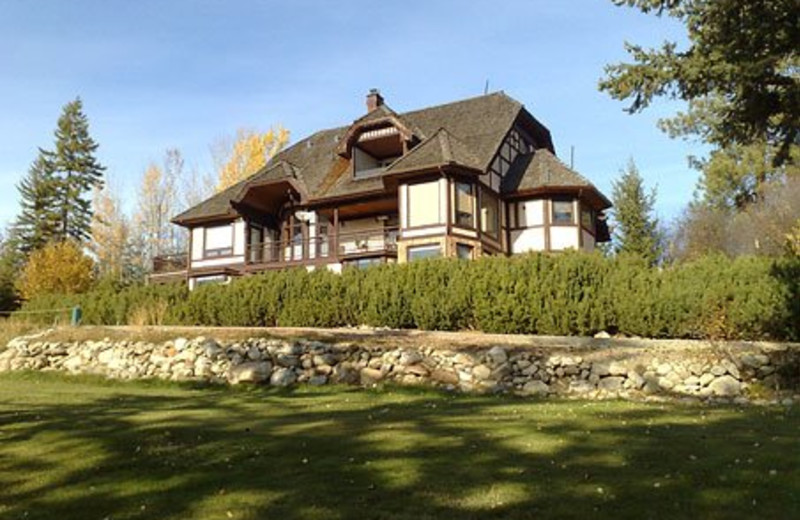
401,223 -> 448,233
543,199 -> 551,251
202,222 -> 236,260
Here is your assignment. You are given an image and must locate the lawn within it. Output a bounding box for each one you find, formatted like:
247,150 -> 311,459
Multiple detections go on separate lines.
0,373 -> 797,520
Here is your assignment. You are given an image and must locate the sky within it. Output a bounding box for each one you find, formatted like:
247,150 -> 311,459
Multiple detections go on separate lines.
0,0 -> 708,230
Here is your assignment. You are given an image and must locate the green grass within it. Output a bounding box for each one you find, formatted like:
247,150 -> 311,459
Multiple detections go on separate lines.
0,373 -> 798,520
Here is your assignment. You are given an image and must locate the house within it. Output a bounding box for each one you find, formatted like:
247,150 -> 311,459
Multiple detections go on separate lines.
153,90 -> 611,288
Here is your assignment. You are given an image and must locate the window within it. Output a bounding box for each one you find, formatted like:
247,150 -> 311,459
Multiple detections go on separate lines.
407,244 -> 442,262
248,225 -> 263,263
454,181 -> 475,228
204,225 -> 234,258
344,257 -> 383,269
581,205 -> 595,231
291,221 -> 303,260
407,181 -> 441,227
552,200 -> 574,225
480,190 -> 500,238
317,224 -> 329,258
456,243 -> 473,260
195,275 -> 227,287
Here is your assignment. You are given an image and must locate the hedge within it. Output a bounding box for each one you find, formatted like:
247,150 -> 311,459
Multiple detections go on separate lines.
18,252 -> 800,341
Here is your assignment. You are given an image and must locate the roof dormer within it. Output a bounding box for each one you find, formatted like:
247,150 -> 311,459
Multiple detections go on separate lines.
337,90 -> 423,171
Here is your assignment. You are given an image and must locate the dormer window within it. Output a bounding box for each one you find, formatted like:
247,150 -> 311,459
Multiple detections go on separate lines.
353,123 -> 404,179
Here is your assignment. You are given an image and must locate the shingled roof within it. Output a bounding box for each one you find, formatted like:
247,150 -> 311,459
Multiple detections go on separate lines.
502,149 -> 612,208
384,128 -> 483,175
173,92 -> 564,224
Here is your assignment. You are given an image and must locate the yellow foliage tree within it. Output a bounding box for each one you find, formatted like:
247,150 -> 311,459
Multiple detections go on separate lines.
16,241 -> 94,300
91,182 -> 130,280
215,126 -> 289,192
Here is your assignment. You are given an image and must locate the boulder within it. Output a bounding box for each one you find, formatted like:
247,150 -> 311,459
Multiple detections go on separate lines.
598,376 -> 625,392
228,361 -> 272,384
270,368 -> 297,387
472,364 -> 492,381
740,353 -> 770,369
174,337 -> 189,352
430,369 -> 459,386
709,375 -> 741,397
520,380 -> 549,396
399,350 -> 423,366
308,375 -> 328,386
591,363 -> 610,378
360,367 -> 384,384
608,361 -> 627,376
486,346 -> 508,366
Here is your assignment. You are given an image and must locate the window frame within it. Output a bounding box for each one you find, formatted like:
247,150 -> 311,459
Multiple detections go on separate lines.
453,180 -> 476,229
480,188 -> 500,239
407,243 -> 442,262
203,224 -> 235,259
551,199 -> 575,226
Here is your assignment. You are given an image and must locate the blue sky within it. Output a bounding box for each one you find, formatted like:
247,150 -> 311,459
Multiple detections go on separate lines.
0,0 -> 706,229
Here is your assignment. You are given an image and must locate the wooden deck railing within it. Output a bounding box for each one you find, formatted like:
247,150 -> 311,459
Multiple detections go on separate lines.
246,226 -> 398,266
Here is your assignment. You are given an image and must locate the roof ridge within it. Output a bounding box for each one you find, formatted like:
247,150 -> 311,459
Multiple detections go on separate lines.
400,91 -> 516,118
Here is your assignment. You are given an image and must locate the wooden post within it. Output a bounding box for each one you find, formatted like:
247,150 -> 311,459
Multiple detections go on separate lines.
333,208 -> 340,261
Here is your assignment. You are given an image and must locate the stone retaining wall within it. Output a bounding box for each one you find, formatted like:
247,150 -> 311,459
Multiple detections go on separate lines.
1,334 -> 798,404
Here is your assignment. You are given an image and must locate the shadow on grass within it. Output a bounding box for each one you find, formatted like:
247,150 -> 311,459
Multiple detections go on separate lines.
0,374 -> 798,520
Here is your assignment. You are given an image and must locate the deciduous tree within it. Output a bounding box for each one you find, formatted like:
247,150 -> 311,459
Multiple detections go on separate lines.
16,241 -> 94,300
214,127 -> 289,191
90,180 -> 132,281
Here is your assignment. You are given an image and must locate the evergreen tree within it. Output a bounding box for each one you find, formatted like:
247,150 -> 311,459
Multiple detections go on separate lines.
610,160 -> 663,265
600,0 -> 798,166
49,97 -> 106,242
0,230 -> 20,311
13,152 -> 60,254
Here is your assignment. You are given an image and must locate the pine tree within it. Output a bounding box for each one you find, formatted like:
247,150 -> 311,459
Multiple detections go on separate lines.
14,152 -> 61,254
0,229 -> 20,311
610,160 -> 663,265
49,97 -> 106,242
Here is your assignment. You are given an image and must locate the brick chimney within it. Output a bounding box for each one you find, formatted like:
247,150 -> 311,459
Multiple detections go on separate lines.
366,88 -> 384,112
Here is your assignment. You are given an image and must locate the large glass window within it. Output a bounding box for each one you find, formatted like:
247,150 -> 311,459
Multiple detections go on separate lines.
454,181 -> 475,228
204,225 -> 233,258
407,244 -> 442,262
552,200 -> 574,225
480,190 -> 500,238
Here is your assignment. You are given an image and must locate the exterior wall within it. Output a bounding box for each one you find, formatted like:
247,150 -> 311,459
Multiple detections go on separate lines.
582,230 -> 596,251
550,226 -> 580,251
190,219 -> 246,270
517,200 -> 544,227
401,178 -> 446,228
191,228 -> 204,260
397,235 -> 447,264
511,228 -> 546,253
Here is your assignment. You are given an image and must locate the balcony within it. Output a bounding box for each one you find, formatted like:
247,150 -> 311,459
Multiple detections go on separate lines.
246,226 -> 398,270
148,253 -> 188,284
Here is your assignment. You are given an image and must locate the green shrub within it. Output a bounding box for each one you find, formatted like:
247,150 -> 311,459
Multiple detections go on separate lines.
17,253 -> 800,341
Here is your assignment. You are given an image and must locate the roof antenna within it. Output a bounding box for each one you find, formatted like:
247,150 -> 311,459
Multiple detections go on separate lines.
570,145 -> 575,169
484,79 -> 489,95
